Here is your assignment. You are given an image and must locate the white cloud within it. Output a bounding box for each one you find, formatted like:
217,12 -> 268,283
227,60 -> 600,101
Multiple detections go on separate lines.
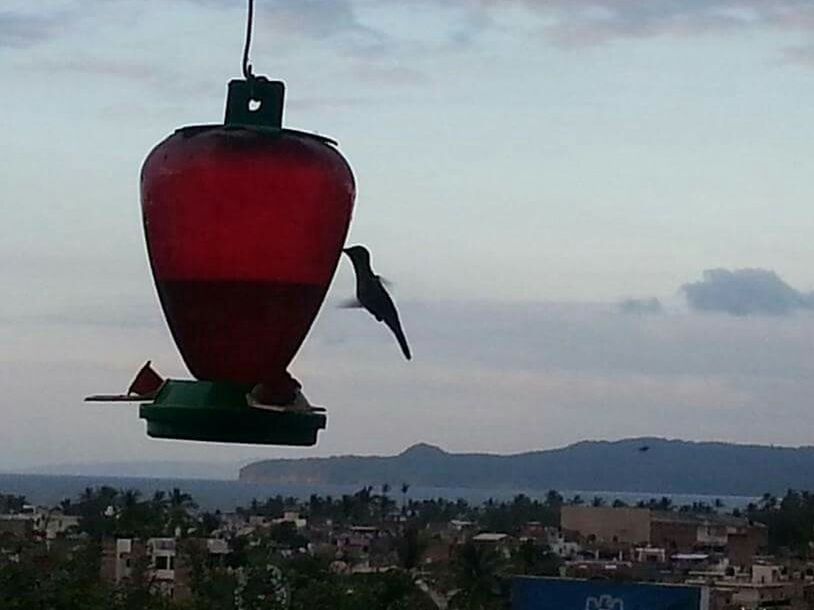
4,295 -> 814,469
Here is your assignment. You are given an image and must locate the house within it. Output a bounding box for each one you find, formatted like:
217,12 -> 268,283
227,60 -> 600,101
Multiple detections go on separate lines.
650,512 -> 767,567
0,515 -> 33,540
542,527 -> 581,559
634,546 -> 667,563
561,506 -> 650,546
472,532 -> 514,558
560,506 -> 767,568
100,537 -> 229,600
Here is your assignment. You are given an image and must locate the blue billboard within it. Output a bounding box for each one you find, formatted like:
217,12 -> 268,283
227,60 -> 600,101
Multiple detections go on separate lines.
512,577 -> 708,610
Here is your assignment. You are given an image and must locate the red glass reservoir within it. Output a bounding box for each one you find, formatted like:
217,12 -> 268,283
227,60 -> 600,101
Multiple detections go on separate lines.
141,111 -> 355,388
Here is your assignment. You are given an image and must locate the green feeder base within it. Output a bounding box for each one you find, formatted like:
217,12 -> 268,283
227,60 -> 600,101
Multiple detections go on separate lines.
138,380 -> 326,446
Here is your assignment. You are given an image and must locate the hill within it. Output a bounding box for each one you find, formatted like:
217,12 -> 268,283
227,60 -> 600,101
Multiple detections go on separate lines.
239,438 -> 814,495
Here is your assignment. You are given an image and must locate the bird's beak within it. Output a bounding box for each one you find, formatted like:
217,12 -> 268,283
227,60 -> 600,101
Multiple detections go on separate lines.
342,248 -> 349,254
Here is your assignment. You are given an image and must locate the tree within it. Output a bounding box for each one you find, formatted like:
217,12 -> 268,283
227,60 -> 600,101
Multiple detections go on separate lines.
380,483 -> 392,521
78,486 -> 119,540
346,571 -> 437,610
0,494 -> 27,514
269,522 -> 309,550
179,538 -> 238,610
167,488 -> 198,536
59,497 -> 75,515
449,541 -> 504,610
544,490 -> 563,508
199,511 -> 223,536
0,537 -> 112,610
759,493 -> 778,511
396,526 -> 428,571
111,551 -> 173,610
400,483 -> 410,514
116,489 -> 148,537
513,540 -> 561,577
747,489 -> 814,555
235,541 -> 289,610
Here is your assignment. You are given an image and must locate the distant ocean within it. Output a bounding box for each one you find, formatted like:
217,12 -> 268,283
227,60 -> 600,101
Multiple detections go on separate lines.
0,473 -> 758,512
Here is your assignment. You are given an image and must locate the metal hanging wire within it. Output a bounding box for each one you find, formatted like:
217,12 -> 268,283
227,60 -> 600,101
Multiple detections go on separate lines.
242,0 -> 256,80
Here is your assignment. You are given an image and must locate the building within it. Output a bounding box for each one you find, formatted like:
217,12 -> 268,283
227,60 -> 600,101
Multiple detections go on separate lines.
650,512 -> 767,567
560,506 -> 767,567
100,537 -> 229,600
561,506 -> 651,546
472,532 -> 514,558
635,546 -> 667,563
0,507 -> 80,542
683,562 -> 812,609
0,515 -> 33,540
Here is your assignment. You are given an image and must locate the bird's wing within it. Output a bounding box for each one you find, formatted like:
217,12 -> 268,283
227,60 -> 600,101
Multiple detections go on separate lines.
372,283 -> 411,360
385,317 -> 412,360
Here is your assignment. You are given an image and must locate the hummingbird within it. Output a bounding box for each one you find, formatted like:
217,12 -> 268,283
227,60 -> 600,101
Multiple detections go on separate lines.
342,245 -> 411,360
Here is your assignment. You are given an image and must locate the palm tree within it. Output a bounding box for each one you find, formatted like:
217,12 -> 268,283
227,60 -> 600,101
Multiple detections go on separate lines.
396,526 -> 427,572
449,541 -> 503,609
514,539 -> 538,575
198,511 -> 222,536
545,490 -> 563,508
116,488 -> 150,536
401,483 -> 411,515
381,483 -> 392,521
147,490 -> 170,534
513,539 -> 561,577
760,492 -> 778,510
167,488 -> 197,536
169,488 -> 197,510
120,488 -> 142,508
150,490 -> 168,508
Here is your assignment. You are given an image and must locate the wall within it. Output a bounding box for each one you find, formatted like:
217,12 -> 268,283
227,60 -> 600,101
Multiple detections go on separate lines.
560,506 -> 651,545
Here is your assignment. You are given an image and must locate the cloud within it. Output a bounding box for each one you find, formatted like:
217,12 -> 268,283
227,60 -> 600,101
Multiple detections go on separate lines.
2,1 -> 389,56
6,291 -> 814,468
401,0 -> 814,65
0,10 -> 67,48
682,268 -> 814,316
8,0 -> 814,81
618,297 -> 663,315
782,44 -> 814,68
350,63 -> 426,86
32,56 -> 216,99
189,0 -> 389,54
503,1 -> 814,47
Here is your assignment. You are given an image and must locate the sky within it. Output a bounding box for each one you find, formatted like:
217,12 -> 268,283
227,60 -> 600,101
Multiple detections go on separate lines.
3,0 -> 814,472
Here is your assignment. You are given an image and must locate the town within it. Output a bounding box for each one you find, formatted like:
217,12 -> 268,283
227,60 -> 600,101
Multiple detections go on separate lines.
3,486 -> 814,609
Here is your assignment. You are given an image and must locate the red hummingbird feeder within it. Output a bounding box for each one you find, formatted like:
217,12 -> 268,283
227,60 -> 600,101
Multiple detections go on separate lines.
87,1 -> 355,445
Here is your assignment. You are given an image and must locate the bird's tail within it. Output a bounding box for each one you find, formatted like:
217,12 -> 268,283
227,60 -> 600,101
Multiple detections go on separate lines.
392,323 -> 412,360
